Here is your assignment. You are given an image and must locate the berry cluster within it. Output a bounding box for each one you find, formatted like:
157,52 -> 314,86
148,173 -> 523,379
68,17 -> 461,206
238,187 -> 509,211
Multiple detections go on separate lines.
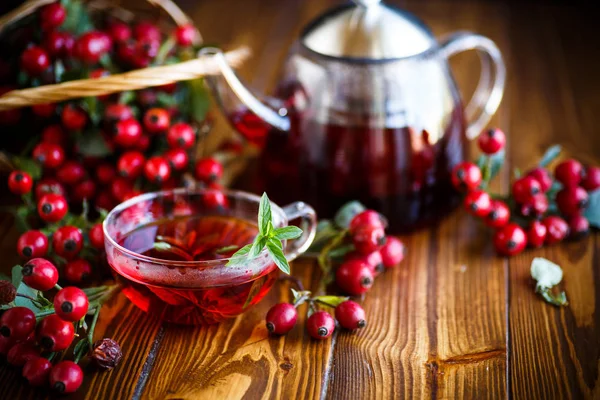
452,128 -> 599,256
1,261 -> 121,394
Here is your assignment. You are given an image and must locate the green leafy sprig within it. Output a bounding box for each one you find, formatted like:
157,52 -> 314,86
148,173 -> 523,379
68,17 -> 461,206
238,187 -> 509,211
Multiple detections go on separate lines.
227,193 -> 302,274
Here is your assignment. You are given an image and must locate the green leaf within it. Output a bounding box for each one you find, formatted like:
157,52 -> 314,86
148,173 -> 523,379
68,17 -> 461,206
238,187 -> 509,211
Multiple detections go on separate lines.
76,131 -> 111,157
539,145 -> 562,167
54,60 -> 65,83
258,193 -> 272,236
84,97 -> 101,125
266,241 -> 290,274
291,289 -> 311,306
119,91 -> 136,105
334,201 -> 366,229
156,92 -> 179,108
476,155 -> 487,170
584,188 -> 600,228
14,205 -> 31,233
186,78 -> 210,122
62,0 -> 94,35
313,295 -> 349,308
268,237 -> 282,249
273,226 -> 302,240
15,283 -> 42,313
327,243 -> 355,260
308,220 -> 340,252
11,265 -> 22,288
226,244 -> 252,267
487,150 -> 505,182
12,156 -> 41,180
249,236 -> 267,258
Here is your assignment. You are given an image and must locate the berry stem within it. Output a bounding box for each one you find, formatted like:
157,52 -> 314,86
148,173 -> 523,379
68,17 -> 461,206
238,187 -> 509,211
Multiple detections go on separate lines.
34,308 -> 56,320
54,283 -> 63,291
317,230 -> 348,290
16,293 -> 37,302
87,306 -> 102,350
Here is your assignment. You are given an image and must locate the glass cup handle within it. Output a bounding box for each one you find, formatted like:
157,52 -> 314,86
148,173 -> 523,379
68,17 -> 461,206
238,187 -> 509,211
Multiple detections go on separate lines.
440,31 -> 506,139
281,202 -> 318,262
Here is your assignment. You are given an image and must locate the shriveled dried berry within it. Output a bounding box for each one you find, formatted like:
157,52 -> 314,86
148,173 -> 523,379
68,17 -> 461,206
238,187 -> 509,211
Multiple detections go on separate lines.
89,338 -> 123,370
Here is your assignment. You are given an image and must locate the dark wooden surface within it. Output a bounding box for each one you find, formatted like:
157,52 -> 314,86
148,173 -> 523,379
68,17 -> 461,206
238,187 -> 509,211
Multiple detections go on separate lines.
1,0 -> 600,399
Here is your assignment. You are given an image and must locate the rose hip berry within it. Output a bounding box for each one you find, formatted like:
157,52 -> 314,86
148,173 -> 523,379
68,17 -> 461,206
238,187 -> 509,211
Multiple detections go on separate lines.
527,220 -> 547,248
50,361 -> 84,394
464,190 -> 492,218
451,161 -> 482,192
485,200 -> 511,228
133,21 -> 161,42
40,3 -> 66,31
143,108 -> 170,133
8,170 -> 33,195
23,357 -> 53,386
520,194 -> 549,218
32,142 -> 65,168
202,189 -> 228,209
526,167 -> 553,192
7,342 -> 39,367
512,176 -> 541,204
174,24 -> 197,46
265,303 -> 298,335
556,186 -> 589,216
165,148 -> 189,171
17,230 -> 48,259
568,215 -> 589,238
89,223 -> 105,249
41,124 -> 66,145
118,151 -> 145,178
107,21 -> 131,42
104,103 -> 133,124
582,166 -> 600,191
71,179 -> 97,203
21,46 -> 50,76
493,223 -> 527,256
379,237 -> 405,268
167,122 -> 196,149
345,250 -> 384,275
0,335 -> 13,356
38,193 -> 68,222
52,226 -> 83,259
336,259 -> 374,295
352,225 -> 386,255
61,104 -> 88,131
22,258 -> 58,291
555,159 -> 583,187
64,259 -> 92,284
335,300 -> 367,330
349,210 -> 385,234
194,157 -> 223,183
111,177 -> 134,202
95,163 -> 116,185
542,216 -> 569,245
144,156 -> 171,184
43,31 -> 74,58
0,281 -> 17,305
114,118 -> 142,148
54,287 -> 89,321
75,31 -> 112,64
35,178 -> 66,199
32,102 -> 55,118
56,160 -> 85,185
478,128 -> 506,154
307,311 -> 335,339
0,307 -> 36,340
37,314 -> 75,352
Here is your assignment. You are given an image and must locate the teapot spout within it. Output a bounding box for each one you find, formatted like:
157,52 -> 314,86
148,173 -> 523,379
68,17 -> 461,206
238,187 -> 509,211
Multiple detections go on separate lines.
200,47 -> 290,133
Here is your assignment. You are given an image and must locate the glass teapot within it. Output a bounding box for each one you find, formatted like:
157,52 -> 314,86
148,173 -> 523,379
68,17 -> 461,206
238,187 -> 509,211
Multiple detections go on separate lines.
202,0 -> 505,233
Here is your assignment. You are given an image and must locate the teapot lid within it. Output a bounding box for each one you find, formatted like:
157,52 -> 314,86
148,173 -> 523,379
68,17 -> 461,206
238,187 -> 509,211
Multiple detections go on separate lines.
301,0 -> 435,61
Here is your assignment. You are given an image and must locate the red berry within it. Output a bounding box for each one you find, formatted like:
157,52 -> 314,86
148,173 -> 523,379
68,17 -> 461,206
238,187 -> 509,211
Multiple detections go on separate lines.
335,300 -> 366,330
104,103 -> 133,124
75,31 -> 111,64
582,166 -> 600,192
21,46 -> 50,76
95,163 -> 116,185
133,21 -> 161,42
50,361 -> 83,394
8,170 -> 33,195
526,167 -> 552,192
0,307 -> 35,340
37,314 -> 74,351
89,223 -> 105,249
520,194 -> 549,218
35,178 -> 65,199
144,157 -> 171,184
464,189 -> 492,218
64,259 -> 92,284
336,259 -> 374,295
306,311 -> 335,339
542,216 -> 569,245
107,21 -> 131,42
194,157 -> 223,183
17,230 -> 48,259
349,210 -> 384,234
43,31 -> 74,57
165,148 -> 189,171
61,104 -> 87,131
32,142 -> 65,168
32,103 -> 56,118
265,303 -> 298,335
56,160 -> 85,185
485,200 -> 510,228
344,250 -> 384,275
113,118 -> 142,148
174,24 -> 197,46
555,159 -> 583,188
111,177 -> 134,202
352,225 -> 386,255
135,134 -> 151,152
493,223 -> 527,256
71,179 -> 96,203
52,226 -> 83,259
118,151 -> 145,179
478,128 -> 506,154
40,3 -> 66,31
527,220 -> 547,248
22,258 -> 59,291
0,334 -> 13,355
54,287 -> 89,322
568,215 -> 589,238
95,191 -> 117,210
512,176 -> 541,204
38,193 -> 68,222
202,189 -> 228,209
23,357 -> 52,386
556,186 -> 588,217
167,122 -> 195,149
143,108 -> 170,133
379,236 -> 406,268
451,161 -> 482,192
41,124 -> 66,145
7,342 -> 39,366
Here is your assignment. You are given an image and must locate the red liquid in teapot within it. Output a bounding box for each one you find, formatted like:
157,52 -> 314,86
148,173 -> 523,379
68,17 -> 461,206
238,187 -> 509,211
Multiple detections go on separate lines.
112,215 -> 278,325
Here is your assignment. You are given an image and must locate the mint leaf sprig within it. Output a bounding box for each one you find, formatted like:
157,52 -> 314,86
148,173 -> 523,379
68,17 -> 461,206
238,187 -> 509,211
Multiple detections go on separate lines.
227,193 -> 302,274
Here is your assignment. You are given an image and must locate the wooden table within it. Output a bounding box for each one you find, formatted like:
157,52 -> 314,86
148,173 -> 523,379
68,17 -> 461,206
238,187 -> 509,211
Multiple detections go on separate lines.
1,0 -> 600,398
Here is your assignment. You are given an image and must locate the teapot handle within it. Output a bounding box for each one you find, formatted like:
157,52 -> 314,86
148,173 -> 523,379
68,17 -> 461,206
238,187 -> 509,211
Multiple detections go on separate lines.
440,32 -> 506,139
